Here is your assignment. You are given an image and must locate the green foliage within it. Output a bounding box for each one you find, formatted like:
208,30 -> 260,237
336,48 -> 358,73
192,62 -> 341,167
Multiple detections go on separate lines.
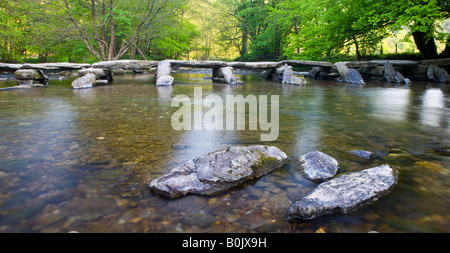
0,0 -> 31,62
232,0 -> 289,61
149,19 -> 198,60
0,0 -> 448,63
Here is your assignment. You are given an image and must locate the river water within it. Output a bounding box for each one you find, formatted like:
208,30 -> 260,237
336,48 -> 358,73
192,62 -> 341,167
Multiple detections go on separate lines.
0,72 -> 449,233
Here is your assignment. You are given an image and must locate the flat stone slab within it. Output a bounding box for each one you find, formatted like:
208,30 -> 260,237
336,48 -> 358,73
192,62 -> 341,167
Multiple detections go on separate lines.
227,61 -> 283,69
344,61 -> 379,68
168,60 -> 228,68
0,63 -> 23,71
22,62 -> 91,70
421,58 -> 450,66
92,60 -> 159,70
282,60 -> 334,68
294,150 -> 340,183
150,145 -> 287,198
370,60 -> 419,66
287,165 -> 398,221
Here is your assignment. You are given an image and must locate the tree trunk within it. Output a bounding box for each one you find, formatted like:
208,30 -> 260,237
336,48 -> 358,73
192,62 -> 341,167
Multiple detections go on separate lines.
439,36 -> 450,58
412,30 -> 438,59
353,36 -> 361,60
241,29 -> 248,58
108,0 -> 115,61
130,44 -> 136,60
294,17 -> 300,54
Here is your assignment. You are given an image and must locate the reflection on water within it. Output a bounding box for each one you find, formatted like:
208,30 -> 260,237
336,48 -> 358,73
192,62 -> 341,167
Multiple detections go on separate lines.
0,74 -> 449,233
421,89 -> 448,128
372,88 -> 410,122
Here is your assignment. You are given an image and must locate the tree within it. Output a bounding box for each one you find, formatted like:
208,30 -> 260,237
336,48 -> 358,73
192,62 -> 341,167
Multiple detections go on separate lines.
273,0 -> 391,60
364,0 -> 450,59
0,0 -> 30,62
47,0 -> 177,61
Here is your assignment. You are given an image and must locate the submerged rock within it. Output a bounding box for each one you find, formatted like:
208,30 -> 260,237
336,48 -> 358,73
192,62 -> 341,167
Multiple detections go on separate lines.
150,145 -> 287,198
287,165 -> 398,221
347,150 -> 375,160
293,150 -> 339,183
72,73 -> 96,89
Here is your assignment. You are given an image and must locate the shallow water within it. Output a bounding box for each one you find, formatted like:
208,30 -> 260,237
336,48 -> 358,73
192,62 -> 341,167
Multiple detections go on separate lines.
0,72 -> 449,233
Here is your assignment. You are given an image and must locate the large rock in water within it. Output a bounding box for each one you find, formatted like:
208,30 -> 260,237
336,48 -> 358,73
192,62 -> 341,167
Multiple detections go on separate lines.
155,61 -> 174,86
77,68 -> 113,82
14,69 -> 48,86
281,64 -> 307,85
150,145 -> 287,198
286,165 -> 398,221
383,61 -> 406,83
72,73 -> 96,89
335,62 -> 365,85
427,64 -> 450,83
293,150 -> 339,183
212,66 -> 244,85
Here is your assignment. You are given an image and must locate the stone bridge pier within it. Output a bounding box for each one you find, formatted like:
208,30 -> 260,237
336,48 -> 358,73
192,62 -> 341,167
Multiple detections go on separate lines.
155,60 -> 247,86
153,60 -> 312,86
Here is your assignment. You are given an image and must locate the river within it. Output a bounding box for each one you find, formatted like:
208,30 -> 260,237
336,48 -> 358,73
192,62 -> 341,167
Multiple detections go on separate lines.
0,72 -> 448,232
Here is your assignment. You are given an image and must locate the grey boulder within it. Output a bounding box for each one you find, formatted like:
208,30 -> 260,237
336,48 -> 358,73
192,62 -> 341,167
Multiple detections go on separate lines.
282,64 -> 307,85
155,61 -> 174,86
383,61 -> 407,83
335,62 -> 365,85
212,66 -> 244,85
294,150 -> 339,183
287,165 -> 398,221
156,75 -> 174,86
77,68 -> 113,82
150,145 -> 287,198
14,69 -> 49,86
427,64 -> 450,83
72,73 -> 96,89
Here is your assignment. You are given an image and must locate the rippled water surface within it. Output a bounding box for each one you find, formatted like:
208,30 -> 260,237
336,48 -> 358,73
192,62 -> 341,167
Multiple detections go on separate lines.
0,72 -> 449,233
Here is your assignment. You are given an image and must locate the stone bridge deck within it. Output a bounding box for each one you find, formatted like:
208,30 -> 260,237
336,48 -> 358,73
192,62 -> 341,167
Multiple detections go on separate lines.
2,58 -> 450,86
91,59 -> 336,70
